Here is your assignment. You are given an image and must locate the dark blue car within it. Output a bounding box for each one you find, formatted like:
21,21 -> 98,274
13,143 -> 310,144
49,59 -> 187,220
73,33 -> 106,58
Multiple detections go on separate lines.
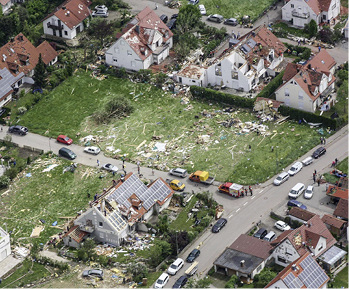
287,200 -> 307,210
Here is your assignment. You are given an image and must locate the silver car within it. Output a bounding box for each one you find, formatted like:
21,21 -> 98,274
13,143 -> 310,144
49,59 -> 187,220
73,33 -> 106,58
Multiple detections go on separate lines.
92,10 -> 109,17
273,172 -> 289,186
169,168 -> 187,178
82,269 -> 103,279
207,14 -> 224,23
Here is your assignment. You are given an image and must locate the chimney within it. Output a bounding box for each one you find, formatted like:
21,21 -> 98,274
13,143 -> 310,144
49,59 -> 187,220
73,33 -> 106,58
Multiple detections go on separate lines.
292,264 -> 297,271
62,6 -> 66,10
100,199 -> 105,213
135,25 -> 140,34
240,260 -> 245,267
304,78 -> 307,83
308,64 -> 311,69
18,35 -> 23,41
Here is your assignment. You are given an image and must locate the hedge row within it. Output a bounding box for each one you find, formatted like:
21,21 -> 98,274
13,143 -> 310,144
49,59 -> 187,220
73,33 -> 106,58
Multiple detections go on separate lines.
190,86 -> 255,108
256,70 -> 285,100
278,106 -> 343,130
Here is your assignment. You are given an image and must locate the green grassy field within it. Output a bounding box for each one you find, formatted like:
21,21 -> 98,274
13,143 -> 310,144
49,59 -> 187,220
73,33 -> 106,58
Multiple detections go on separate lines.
197,0 -> 275,21
332,266 -> 348,288
324,157 -> 348,184
7,71 -> 326,184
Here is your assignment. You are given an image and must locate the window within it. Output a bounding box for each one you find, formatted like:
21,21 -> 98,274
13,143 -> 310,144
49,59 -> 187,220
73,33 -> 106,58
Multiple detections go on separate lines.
114,47 -> 119,54
191,80 -> 196,83
278,256 -> 287,264
64,31 -> 68,36
131,61 -> 135,67
99,222 -> 103,227
257,265 -> 262,272
100,233 -> 104,238
47,22 -> 50,28
179,77 -> 182,83
285,88 -> 290,97
113,58 -> 117,62
298,91 -> 303,99
286,249 -> 293,256
127,50 -> 132,56
291,4 -> 294,8
332,3 -> 336,9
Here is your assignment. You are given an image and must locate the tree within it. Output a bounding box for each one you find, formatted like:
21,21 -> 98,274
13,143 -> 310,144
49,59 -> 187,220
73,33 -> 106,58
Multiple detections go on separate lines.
308,19 -> 318,37
154,72 -> 167,88
317,26 -> 334,44
186,277 -> 211,288
148,240 -> 172,267
168,231 -> 190,255
77,238 -> 96,261
176,4 -> 202,34
253,268 -> 277,288
127,263 -> 148,283
157,215 -> 169,234
88,18 -> 114,46
33,54 -> 46,88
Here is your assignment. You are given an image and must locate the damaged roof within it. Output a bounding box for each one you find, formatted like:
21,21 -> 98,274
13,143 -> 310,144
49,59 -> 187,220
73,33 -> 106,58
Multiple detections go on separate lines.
36,41 -> 58,65
321,214 -> 347,229
177,63 -> 206,79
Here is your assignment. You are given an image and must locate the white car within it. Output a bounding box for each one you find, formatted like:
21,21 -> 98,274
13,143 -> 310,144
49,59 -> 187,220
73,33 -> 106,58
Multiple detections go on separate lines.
167,258 -> 184,275
275,220 -> 291,231
92,10 -> 109,17
154,273 -> 169,288
84,146 -> 101,155
169,168 -> 187,178
304,185 -> 314,199
273,172 -> 289,186
95,5 -> 108,12
288,161 -> 303,176
198,4 -> 206,15
102,163 -> 118,172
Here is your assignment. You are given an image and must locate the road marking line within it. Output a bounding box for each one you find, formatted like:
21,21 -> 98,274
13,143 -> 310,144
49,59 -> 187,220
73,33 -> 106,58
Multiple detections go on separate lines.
243,202 -> 248,206
229,214 -> 233,219
251,196 -> 255,199
236,208 -> 240,212
259,189 -> 264,194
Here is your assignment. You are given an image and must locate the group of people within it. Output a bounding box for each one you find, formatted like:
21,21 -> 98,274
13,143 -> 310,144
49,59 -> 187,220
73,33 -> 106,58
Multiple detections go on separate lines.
331,158 -> 339,168
239,186 -> 253,197
320,137 -> 326,145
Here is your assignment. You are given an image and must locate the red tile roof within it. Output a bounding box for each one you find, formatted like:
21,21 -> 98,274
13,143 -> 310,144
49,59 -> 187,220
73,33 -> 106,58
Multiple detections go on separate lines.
252,26 -> 286,56
322,214 -> 347,229
318,0 -> 333,12
64,225 -> 88,243
229,234 -> 273,259
307,0 -> 321,15
326,185 -> 349,200
334,199 -> 348,220
282,63 -> 302,82
288,207 -> 316,222
36,41 -> 58,65
308,49 -> 336,74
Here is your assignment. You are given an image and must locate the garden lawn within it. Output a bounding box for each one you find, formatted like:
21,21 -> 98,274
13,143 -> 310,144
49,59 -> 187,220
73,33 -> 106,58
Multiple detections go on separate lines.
324,157 -> 348,184
0,154 -> 118,243
197,0 -> 275,21
272,22 -> 309,38
9,71 -> 325,184
332,266 -> 348,288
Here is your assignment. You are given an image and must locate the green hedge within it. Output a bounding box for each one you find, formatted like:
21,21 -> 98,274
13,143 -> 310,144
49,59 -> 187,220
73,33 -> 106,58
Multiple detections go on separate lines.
256,70 -> 285,100
190,86 -> 254,108
278,106 -> 343,130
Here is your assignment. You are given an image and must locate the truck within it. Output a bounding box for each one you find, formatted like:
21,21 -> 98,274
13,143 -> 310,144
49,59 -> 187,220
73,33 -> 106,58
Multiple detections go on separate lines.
218,182 -> 244,198
189,171 -> 215,185
185,261 -> 198,276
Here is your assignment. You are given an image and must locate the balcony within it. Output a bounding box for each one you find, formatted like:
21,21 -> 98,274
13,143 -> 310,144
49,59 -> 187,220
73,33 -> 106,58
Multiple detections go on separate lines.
292,10 -> 310,19
47,23 -> 63,30
80,224 -> 95,233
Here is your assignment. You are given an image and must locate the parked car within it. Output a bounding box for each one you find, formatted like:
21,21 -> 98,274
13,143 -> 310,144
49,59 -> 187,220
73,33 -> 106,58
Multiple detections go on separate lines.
263,231 -> 276,242
253,228 -> 268,239
84,146 -> 101,155
169,168 -> 187,178
57,135 -> 73,145
167,258 -> 184,275
172,275 -> 188,288
82,269 -> 103,279
304,185 -> 314,199
169,179 -> 185,191
312,147 -> 326,159
102,163 -> 118,172
207,14 -> 224,23
273,172 -> 289,186
288,183 -> 305,199
275,220 -> 291,231
188,0 -> 199,4
154,273 -> 169,289
224,18 -> 238,26
302,156 -> 313,166
167,18 -> 177,30
186,248 -> 200,263
59,147 -> 76,160
95,5 -> 108,11
198,4 -> 206,15
170,14 -> 178,19
8,125 -> 28,135
160,14 -> 168,23
92,10 -> 109,17
212,218 -> 227,233
287,199 -> 307,210
288,162 -> 303,176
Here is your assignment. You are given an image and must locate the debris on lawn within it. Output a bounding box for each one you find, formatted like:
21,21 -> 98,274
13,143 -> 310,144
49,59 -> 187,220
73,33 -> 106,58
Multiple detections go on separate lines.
42,164 -> 59,172
30,226 -> 44,238
13,247 -> 30,259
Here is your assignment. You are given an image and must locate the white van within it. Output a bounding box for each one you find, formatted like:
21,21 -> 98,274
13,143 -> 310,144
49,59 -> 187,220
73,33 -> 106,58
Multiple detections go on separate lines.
167,258 -> 184,275
288,183 -> 305,199
263,231 -> 276,242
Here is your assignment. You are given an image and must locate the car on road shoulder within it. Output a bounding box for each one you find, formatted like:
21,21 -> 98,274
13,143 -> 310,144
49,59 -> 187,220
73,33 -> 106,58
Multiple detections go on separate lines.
154,273 -> 169,288
186,248 -> 200,263
84,146 -> 101,155
224,18 -> 238,26
167,18 -> 177,30
172,275 -> 188,288
275,220 -> 291,231
169,179 -> 185,191
207,14 -> 224,23
169,168 -> 187,178
95,5 -> 107,11
312,147 -> 326,158
253,228 -> 268,239
8,125 -> 28,135
198,4 -> 206,15
288,183 -> 305,199
304,185 -> 314,199
288,161 -> 303,176
160,14 -> 168,23
102,163 -> 118,172
212,218 -> 227,233
82,269 -> 103,279
302,156 -> 313,166
287,199 -> 307,210
167,258 -> 184,275
57,134 -> 73,145
59,147 -> 76,160
273,172 -> 289,186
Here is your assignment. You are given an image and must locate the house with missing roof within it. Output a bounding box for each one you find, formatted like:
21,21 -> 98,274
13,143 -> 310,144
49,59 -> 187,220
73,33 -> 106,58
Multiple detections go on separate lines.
271,215 -> 336,267
67,173 -> 174,247
105,7 -> 173,71
321,214 -> 347,237
0,0 -> 12,14
43,0 -> 91,40
0,226 -> 11,262
282,0 -> 340,28
275,49 -> 336,113
174,26 -> 286,92
213,234 -> 273,283
266,252 -> 329,289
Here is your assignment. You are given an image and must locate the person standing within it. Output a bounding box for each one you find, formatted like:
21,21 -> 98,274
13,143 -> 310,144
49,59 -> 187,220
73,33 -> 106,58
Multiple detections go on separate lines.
97,159 -> 100,166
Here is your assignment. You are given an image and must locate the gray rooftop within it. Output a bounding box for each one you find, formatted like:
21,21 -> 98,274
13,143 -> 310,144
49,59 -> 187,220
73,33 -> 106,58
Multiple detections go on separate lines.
0,67 -> 24,99
318,246 -> 347,265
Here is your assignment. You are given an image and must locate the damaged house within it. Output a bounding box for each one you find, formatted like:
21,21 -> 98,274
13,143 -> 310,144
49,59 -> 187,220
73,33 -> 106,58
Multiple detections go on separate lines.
174,25 -> 286,92
65,173 -> 174,247
105,6 -> 173,71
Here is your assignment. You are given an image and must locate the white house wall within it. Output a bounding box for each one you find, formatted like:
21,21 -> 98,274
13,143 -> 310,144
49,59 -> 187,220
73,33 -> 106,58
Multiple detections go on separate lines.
149,30 -> 163,51
0,228 -> 11,262
1,1 -> 12,13
43,15 -> 83,39
272,239 -> 301,267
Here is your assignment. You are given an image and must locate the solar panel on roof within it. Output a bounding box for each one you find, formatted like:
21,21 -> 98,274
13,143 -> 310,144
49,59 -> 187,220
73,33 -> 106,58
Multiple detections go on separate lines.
299,255 -> 329,288
108,211 -> 127,232
247,39 -> 256,48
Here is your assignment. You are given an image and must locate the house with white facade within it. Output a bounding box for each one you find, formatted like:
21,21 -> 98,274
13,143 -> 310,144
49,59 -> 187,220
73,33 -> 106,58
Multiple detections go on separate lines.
213,234 -> 274,284
105,7 -> 173,71
0,68 -> 24,108
271,215 -> 336,267
282,0 -> 340,28
0,226 -> 11,262
42,0 -> 91,40
0,0 -> 12,14
266,252 -> 330,289
275,49 -> 336,113
174,25 -> 286,92
66,173 -> 174,247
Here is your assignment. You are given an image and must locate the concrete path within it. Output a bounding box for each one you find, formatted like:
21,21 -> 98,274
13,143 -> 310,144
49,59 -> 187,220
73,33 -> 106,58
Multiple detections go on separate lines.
0,255 -> 22,278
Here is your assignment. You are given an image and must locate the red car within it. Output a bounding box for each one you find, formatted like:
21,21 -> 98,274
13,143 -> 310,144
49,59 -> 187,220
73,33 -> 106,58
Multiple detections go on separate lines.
57,135 -> 73,145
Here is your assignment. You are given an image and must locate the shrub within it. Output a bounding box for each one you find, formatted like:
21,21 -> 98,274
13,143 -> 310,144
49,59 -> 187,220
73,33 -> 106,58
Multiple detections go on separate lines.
17,107 -> 27,115
256,70 -> 285,100
0,175 -> 10,188
114,67 -> 128,78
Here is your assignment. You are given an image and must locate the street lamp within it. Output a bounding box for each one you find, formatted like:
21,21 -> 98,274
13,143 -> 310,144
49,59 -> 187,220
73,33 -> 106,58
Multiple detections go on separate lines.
175,230 -> 179,256
49,137 -> 51,152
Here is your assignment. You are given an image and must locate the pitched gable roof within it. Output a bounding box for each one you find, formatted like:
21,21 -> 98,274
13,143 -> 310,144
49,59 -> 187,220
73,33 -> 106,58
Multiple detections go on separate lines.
36,41 -> 58,65
306,0 -> 321,15
308,49 -> 336,73
0,0 -> 11,6
229,234 -> 273,259
333,199 -> 348,220
282,63 -> 301,82
252,26 -> 286,56
0,67 -> 24,101
322,214 -> 347,229
288,207 -> 316,222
